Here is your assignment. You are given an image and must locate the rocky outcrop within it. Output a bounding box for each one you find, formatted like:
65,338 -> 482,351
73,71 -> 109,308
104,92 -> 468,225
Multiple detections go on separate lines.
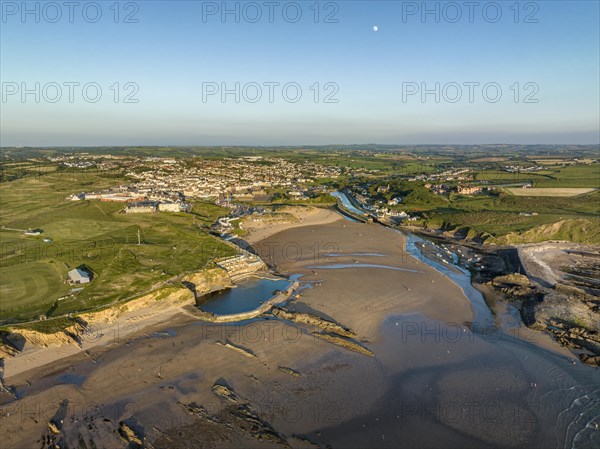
229,404 -> 287,445
522,282 -> 600,365
212,383 -> 239,404
488,273 -> 539,301
277,366 -> 302,377
118,421 -> 144,448
0,332 -> 21,357
580,354 -> 600,366
271,306 -> 374,357
312,332 -> 375,357
492,273 -> 531,287
215,341 -> 258,360
545,320 -> 600,366
179,401 -> 226,426
210,381 -> 287,446
523,284 -> 599,332
271,307 -> 355,338
0,378 -> 16,399
38,399 -> 70,449
176,381 -> 289,447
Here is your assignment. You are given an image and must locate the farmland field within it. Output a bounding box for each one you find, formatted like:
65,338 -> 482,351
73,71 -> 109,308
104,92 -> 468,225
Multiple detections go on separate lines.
505,187 -> 597,197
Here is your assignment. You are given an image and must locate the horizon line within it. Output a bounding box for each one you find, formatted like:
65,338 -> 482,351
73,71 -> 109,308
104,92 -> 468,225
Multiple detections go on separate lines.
3,143 -> 600,149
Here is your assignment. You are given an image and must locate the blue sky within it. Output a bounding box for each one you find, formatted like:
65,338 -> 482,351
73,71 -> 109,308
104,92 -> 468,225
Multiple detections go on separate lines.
1,0 -> 599,146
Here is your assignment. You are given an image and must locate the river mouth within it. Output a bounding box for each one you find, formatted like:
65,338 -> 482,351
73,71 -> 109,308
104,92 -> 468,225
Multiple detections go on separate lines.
404,233 -> 495,328
331,191 -> 366,217
197,276 -> 293,316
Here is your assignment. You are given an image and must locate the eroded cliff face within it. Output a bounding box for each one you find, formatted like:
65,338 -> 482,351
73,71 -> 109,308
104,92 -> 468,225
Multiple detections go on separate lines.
184,267 -> 234,301
2,267 -> 234,351
1,319 -> 89,349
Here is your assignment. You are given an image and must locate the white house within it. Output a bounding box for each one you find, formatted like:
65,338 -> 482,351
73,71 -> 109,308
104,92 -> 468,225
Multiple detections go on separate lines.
68,268 -> 91,284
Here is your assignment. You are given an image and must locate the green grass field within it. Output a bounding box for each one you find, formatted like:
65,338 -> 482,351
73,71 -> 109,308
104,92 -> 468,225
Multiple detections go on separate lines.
474,164 -> 599,188
532,165 -> 599,188
0,169 -> 235,324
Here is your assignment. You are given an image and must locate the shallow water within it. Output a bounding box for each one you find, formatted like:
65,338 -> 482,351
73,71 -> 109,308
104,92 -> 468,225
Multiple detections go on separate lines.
404,233 -> 494,327
316,313 -> 600,449
56,373 -> 86,386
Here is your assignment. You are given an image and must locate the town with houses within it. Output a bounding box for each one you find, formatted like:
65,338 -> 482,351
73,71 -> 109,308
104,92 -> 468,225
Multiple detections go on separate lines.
49,153 -> 556,228
63,155 -> 341,216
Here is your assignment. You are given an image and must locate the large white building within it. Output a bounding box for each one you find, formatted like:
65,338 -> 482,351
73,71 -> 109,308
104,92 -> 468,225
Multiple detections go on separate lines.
68,268 -> 91,284
158,202 -> 184,212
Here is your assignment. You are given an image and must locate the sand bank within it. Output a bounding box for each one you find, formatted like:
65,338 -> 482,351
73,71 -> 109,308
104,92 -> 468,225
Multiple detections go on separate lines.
252,218 -> 475,338
243,206 -> 341,244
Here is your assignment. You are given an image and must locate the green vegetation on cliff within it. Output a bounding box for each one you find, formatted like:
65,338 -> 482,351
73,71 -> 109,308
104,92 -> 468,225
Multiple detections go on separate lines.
488,219 -> 600,245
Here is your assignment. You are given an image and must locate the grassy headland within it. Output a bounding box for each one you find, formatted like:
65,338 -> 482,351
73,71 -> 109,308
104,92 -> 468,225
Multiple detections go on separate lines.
0,167 -> 234,324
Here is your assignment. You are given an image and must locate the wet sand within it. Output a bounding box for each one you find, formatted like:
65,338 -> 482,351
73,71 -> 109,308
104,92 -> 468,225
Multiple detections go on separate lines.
243,206 -> 341,244
1,215 -> 598,449
252,217 -> 475,339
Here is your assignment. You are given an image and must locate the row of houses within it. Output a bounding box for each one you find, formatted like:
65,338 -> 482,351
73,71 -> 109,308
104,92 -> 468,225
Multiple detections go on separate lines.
124,201 -> 188,214
68,188 -> 183,203
67,188 -> 188,214
125,156 -> 343,200
424,184 -> 487,195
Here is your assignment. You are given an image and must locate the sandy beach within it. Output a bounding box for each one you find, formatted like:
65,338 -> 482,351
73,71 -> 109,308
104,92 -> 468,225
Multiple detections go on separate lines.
243,206 -> 341,244
1,212 -> 597,449
252,213 -> 475,336
2,291 -> 197,380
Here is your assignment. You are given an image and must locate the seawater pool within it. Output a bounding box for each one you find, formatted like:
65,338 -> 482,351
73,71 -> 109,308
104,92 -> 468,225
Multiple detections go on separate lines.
198,277 -> 293,315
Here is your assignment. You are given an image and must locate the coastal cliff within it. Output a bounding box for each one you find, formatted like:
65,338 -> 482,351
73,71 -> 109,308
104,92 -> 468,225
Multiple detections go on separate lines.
0,266 -> 239,351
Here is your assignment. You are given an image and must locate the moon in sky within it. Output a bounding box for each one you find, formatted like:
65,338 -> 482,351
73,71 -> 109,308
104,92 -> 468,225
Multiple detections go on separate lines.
373,25 -> 378,32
